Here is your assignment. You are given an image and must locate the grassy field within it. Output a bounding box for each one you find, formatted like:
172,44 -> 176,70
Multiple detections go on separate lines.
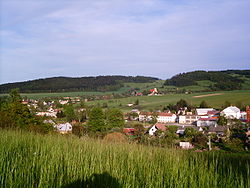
87,90 -> 250,111
0,130 -> 249,188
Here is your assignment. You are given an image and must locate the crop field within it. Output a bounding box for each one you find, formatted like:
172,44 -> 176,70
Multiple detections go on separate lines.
87,90 -> 250,111
0,130 -> 249,188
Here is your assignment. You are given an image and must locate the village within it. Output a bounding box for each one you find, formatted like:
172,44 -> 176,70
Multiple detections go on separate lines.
20,87 -> 250,151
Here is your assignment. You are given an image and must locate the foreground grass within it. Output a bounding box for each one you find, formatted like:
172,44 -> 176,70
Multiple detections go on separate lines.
0,130 -> 249,188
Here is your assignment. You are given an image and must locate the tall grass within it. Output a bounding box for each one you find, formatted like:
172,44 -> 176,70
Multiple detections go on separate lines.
0,130 -> 249,188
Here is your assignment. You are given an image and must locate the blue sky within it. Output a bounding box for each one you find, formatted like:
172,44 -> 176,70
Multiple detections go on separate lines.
0,0 -> 250,84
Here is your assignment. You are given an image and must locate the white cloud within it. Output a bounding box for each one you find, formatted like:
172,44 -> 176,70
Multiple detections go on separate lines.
0,0 -> 250,83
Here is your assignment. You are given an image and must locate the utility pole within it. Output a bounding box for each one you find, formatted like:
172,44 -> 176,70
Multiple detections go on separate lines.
207,135 -> 212,151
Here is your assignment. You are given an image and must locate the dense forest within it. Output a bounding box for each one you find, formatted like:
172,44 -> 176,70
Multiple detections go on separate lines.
164,70 -> 250,90
0,76 -> 159,93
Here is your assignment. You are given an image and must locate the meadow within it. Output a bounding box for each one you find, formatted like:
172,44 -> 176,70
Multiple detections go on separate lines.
0,130 -> 249,188
88,90 -> 250,111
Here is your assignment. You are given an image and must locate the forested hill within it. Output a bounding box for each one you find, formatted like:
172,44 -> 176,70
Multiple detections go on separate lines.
0,76 -> 159,93
164,70 -> 250,91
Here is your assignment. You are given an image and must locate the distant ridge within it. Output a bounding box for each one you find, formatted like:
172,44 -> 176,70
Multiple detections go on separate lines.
164,70 -> 250,91
0,75 -> 159,93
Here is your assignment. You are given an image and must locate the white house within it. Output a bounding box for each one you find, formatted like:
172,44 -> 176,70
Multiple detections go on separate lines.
157,113 -> 177,123
179,142 -> 194,149
139,112 -> 152,122
148,123 -> 166,136
197,118 -> 218,127
178,116 -> 186,124
59,100 -> 69,105
178,115 -> 200,124
36,111 -> 57,118
221,106 -> 241,119
54,122 -> 72,134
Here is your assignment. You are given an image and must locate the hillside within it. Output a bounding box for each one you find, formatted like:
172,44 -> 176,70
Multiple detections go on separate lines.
0,76 -> 159,93
164,70 -> 250,91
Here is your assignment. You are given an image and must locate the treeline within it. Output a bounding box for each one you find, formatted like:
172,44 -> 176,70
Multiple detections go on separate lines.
0,76 -> 159,93
164,70 -> 249,90
222,70 -> 250,78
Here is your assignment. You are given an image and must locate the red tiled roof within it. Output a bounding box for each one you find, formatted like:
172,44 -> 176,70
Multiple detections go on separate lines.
155,123 -> 167,131
140,112 -> 152,116
123,128 -> 135,134
158,112 -> 174,117
207,110 -> 220,115
198,117 -> 218,121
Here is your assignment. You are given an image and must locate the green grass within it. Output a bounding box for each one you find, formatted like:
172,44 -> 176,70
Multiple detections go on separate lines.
0,130 -> 249,188
87,90 -> 250,111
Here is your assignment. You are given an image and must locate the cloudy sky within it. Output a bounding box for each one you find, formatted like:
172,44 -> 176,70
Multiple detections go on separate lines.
0,0 -> 250,84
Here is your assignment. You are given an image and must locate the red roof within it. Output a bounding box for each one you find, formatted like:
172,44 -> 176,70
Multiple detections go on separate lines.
198,117 -> 218,121
207,110 -> 220,115
158,112 -> 174,117
123,128 -> 135,135
140,112 -> 152,116
155,123 -> 167,131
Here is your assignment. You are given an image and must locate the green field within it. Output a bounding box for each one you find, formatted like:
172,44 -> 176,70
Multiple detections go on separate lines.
0,130 -> 249,188
87,90 -> 250,111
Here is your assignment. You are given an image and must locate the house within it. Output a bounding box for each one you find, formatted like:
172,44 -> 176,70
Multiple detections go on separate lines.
43,119 -> 55,125
208,125 -> 228,137
148,123 -> 166,136
131,109 -> 140,114
55,122 -> 72,134
221,106 -> 241,119
196,108 -> 215,116
157,113 -> 177,123
139,112 -> 152,122
240,111 -> 247,121
179,142 -> 194,149
247,106 -> 250,123
197,117 -> 218,127
148,88 -> 158,96
36,111 -> 57,118
178,115 -> 199,124
207,110 -> 220,117
123,128 -> 135,136
176,127 -> 185,135
59,100 -> 69,105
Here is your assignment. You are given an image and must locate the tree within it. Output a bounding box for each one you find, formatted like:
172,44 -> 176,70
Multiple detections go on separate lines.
106,108 -> 124,128
162,126 -> 179,147
222,101 -> 231,109
150,112 -> 158,124
175,99 -> 190,111
217,115 -> 228,126
128,112 -> 139,121
0,89 -> 40,129
199,100 -> 209,108
76,109 -> 87,122
133,123 -> 145,140
184,127 -> 198,138
64,104 -> 76,122
88,107 -> 105,132
134,99 -> 139,105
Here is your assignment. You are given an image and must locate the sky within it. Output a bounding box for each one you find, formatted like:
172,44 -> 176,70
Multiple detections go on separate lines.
0,0 -> 250,84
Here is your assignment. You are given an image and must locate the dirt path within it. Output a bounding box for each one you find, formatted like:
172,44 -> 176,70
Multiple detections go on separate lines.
192,93 -> 224,98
